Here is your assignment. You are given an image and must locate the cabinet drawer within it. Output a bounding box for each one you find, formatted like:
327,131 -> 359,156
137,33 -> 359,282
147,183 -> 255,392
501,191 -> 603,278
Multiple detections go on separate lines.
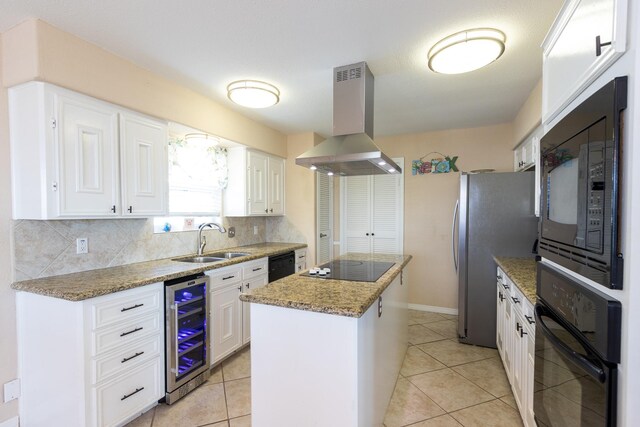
92,313 -> 162,357
207,266 -> 242,290
295,249 -> 307,262
92,335 -> 162,384
94,358 -> 163,427
89,285 -> 162,330
243,258 -> 268,279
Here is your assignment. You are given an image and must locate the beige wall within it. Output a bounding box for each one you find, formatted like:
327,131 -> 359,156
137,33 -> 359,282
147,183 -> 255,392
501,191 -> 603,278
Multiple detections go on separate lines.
266,132 -> 321,264
0,33 -> 19,423
512,79 -> 542,148
375,123 -> 514,309
2,19 -> 287,157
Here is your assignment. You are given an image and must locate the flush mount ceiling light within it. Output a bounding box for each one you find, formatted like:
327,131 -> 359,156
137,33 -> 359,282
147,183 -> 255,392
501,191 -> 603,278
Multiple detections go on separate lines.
428,28 -> 506,74
227,80 -> 280,108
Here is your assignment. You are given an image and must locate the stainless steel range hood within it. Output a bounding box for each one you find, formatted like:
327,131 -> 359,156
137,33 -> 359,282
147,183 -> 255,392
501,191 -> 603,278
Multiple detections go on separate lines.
296,62 -> 401,176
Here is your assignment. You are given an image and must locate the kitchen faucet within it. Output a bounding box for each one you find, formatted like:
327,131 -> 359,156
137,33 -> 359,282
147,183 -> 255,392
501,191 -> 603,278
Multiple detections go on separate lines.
197,222 -> 227,255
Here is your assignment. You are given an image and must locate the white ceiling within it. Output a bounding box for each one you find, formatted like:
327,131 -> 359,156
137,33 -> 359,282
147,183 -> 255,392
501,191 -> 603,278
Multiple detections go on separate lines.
0,0 -> 563,138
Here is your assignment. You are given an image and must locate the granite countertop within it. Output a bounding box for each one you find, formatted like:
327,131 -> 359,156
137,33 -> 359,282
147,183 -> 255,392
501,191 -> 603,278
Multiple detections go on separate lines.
12,242 -> 306,301
239,252 -> 412,318
494,256 -> 537,304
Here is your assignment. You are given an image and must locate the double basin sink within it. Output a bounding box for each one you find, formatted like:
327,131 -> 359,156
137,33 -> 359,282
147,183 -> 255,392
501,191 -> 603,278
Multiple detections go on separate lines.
173,252 -> 251,264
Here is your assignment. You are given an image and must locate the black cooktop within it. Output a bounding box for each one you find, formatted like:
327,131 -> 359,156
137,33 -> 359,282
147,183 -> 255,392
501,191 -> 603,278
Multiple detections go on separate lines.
300,260 -> 395,282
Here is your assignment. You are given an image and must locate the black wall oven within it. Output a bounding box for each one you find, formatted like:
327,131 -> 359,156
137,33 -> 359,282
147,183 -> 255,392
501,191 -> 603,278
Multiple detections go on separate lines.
534,263 -> 621,427
539,76 -> 627,289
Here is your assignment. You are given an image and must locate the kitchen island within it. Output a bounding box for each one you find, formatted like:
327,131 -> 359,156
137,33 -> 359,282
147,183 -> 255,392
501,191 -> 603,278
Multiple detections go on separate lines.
240,253 -> 412,427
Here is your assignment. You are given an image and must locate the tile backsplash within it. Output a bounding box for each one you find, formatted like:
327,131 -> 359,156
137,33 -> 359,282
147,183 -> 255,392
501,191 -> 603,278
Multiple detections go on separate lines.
12,215 -> 309,281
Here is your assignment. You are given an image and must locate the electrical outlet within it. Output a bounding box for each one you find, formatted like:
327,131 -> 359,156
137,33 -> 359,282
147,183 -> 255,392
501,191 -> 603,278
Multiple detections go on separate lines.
76,237 -> 88,254
3,379 -> 20,403
253,225 -> 258,235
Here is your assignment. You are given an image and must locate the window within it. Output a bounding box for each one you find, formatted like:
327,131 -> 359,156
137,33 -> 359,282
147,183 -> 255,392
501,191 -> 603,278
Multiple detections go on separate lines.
168,134 -> 227,215
154,132 -> 228,233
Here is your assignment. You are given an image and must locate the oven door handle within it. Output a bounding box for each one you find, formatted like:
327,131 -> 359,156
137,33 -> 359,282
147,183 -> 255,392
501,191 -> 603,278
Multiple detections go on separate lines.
534,304 -> 606,383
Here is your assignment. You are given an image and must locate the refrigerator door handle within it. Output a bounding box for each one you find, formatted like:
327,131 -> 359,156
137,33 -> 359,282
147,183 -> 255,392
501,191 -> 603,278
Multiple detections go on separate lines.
452,199 -> 459,272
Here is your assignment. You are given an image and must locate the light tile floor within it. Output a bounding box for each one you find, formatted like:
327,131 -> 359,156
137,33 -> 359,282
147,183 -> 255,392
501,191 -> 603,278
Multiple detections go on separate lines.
126,310 -> 523,427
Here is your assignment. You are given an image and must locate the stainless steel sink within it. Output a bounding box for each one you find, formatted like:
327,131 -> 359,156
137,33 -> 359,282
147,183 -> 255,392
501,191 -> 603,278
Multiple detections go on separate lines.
172,256 -> 226,263
207,252 -> 251,259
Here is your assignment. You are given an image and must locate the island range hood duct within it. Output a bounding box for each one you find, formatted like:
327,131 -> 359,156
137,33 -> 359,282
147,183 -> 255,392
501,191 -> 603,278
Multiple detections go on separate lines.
296,62 -> 402,176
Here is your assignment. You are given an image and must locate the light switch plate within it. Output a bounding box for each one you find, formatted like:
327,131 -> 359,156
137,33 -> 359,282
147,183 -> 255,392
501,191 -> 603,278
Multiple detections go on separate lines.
3,379 -> 20,403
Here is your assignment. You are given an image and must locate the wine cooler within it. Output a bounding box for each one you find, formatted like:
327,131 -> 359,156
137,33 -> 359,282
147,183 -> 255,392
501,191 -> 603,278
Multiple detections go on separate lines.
165,273 -> 210,404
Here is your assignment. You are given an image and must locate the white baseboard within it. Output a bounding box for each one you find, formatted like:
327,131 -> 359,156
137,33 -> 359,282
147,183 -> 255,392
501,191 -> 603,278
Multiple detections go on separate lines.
0,416 -> 19,427
408,303 -> 458,316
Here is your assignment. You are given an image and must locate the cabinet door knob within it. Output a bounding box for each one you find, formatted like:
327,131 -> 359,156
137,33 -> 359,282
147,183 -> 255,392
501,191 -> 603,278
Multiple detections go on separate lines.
319,233 -> 327,238
371,233 -> 375,236
265,209 -> 268,213
366,233 -> 370,236
270,208 -> 273,213
595,35 -> 612,57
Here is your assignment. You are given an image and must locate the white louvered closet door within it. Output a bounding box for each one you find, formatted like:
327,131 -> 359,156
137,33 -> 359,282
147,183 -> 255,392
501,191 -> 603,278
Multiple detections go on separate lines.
343,175 -> 372,253
341,158 -> 404,255
372,168 -> 402,254
316,173 -> 333,265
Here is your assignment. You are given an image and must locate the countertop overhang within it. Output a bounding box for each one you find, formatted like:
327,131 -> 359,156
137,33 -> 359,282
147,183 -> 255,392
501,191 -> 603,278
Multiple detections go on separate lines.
11,242 -> 306,301
240,252 -> 412,318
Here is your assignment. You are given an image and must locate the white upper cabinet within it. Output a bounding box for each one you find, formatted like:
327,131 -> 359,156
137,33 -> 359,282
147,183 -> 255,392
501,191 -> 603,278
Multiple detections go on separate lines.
225,147 -> 285,216
514,126 -> 542,217
8,82 -> 168,219
58,93 -> 120,216
120,113 -> 168,216
248,150 -> 268,215
542,0 -> 628,124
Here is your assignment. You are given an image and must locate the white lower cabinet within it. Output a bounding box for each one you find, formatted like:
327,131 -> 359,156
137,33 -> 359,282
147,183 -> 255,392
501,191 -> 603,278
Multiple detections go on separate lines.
496,267 -> 536,427
207,257 -> 269,365
250,271 -> 408,427
294,248 -> 307,272
16,283 -> 165,427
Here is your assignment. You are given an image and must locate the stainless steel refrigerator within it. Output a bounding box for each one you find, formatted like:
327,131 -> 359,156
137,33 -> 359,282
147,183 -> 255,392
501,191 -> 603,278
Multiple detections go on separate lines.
453,171 -> 538,348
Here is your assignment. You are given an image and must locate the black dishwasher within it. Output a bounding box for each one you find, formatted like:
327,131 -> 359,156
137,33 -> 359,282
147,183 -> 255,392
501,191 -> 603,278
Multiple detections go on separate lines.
268,251 -> 295,282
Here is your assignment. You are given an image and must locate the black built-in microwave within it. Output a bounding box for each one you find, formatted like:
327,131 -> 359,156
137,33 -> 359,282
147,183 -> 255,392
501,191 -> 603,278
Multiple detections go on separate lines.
539,76 -> 627,289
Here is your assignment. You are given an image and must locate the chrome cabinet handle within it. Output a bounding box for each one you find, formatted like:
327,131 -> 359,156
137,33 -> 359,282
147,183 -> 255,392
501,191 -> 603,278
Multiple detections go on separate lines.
120,326 -> 143,337
525,315 -> 535,325
121,351 -> 144,364
319,233 -> 327,238
520,328 -> 528,337
595,35 -> 612,57
252,267 -> 262,272
128,206 -> 133,213
121,387 -> 144,401
111,205 -> 116,213
511,297 -> 520,304
223,275 -> 235,280
121,303 -> 144,312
